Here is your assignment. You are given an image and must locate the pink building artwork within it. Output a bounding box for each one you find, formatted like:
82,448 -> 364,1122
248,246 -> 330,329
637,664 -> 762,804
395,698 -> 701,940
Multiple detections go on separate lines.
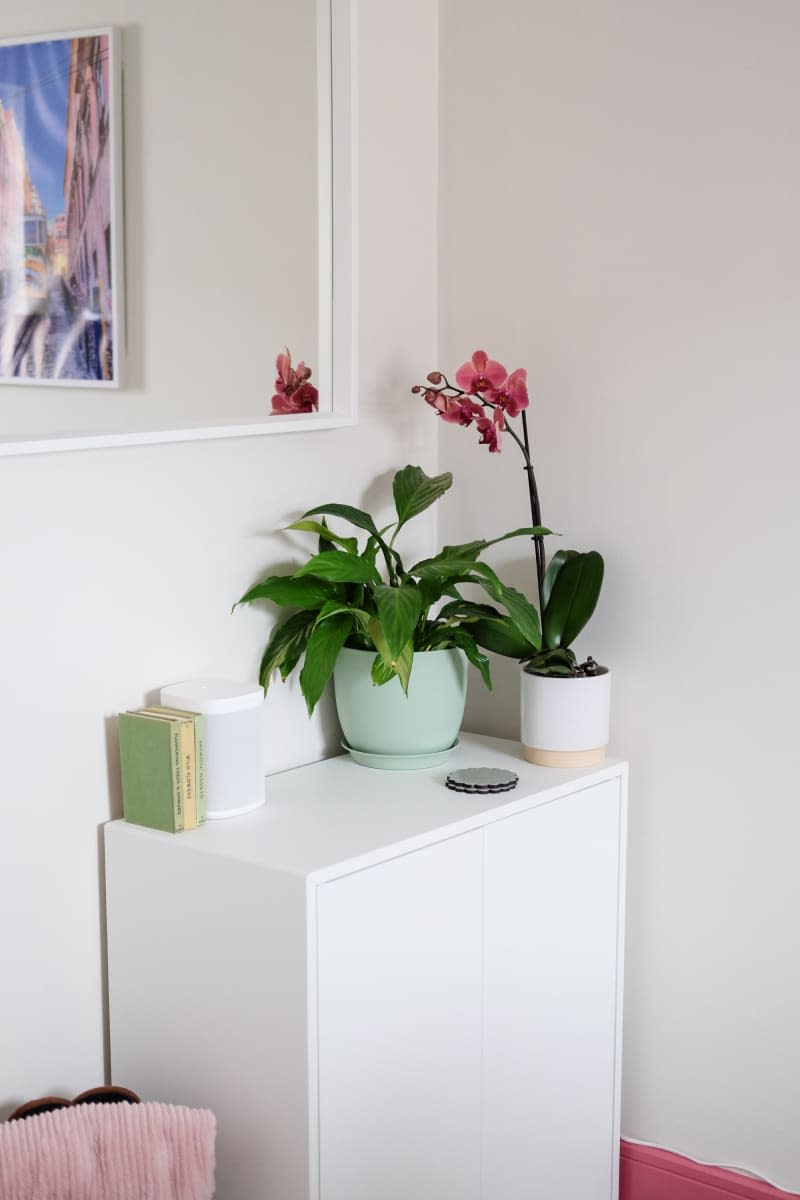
0,29 -> 121,385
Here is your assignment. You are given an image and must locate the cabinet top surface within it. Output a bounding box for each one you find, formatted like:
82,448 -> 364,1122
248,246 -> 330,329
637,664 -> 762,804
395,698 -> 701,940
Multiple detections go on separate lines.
107,733 -> 626,881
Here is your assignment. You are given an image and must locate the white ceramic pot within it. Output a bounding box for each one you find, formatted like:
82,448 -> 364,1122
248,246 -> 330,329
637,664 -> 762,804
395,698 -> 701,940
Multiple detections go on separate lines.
520,667 -> 611,767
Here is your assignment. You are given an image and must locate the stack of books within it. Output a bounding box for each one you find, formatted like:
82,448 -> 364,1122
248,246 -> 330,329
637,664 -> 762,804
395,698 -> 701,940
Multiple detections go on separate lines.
118,707 -> 206,832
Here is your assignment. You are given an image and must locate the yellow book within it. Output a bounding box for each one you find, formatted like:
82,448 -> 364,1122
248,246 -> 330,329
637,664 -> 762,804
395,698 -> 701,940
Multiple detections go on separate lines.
136,709 -> 197,829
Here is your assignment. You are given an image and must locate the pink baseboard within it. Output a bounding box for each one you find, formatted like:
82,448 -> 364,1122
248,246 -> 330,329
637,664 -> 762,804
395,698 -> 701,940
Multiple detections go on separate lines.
620,1140 -> 798,1200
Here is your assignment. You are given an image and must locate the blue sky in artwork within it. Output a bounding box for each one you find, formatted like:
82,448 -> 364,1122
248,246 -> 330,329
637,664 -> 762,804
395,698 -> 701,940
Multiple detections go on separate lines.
0,36 -> 71,222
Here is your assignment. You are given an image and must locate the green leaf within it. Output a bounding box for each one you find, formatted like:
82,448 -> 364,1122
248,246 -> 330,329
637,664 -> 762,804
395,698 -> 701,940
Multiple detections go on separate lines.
373,583 -> 423,662
285,519 -> 358,555
370,655 -> 395,686
298,612 -> 352,715
313,600 -> 372,632
411,528 -> 551,577
238,575 -> 335,610
541,549 -> 578,610
368,617 -> 413,693
467,563 -> 542,650
412,555 -> 488,581
258,610 -> 317,692
471,615 -> 538,659
301,502 -> 382,539
524,647 -> 578,676
542,550 -> 604,649
295,551 -> 382,586
447,628 -> 493,690
392,465 -> 453,531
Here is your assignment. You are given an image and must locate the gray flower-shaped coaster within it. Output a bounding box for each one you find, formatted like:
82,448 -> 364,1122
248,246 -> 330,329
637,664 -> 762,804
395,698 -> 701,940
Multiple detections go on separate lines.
445,767 -> 519,794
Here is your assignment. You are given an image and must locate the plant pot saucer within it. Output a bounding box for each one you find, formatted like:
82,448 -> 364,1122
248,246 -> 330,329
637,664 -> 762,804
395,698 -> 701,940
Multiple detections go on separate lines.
341,739 -> 459,771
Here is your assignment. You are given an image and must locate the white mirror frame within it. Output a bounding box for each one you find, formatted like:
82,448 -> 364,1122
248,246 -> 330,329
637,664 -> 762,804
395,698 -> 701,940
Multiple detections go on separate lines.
1,0 -> 357,457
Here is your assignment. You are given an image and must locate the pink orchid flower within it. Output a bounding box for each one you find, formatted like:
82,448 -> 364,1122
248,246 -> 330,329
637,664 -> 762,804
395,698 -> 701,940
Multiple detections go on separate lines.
271,348 -> 319,414
426,390 -> 483,427
487,367 -> 529,417
455,350 -> 508,395
476,406 -> 504,452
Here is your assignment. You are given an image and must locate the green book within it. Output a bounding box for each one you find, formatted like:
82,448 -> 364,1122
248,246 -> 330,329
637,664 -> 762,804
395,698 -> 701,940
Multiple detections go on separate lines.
118,711 -> 184,833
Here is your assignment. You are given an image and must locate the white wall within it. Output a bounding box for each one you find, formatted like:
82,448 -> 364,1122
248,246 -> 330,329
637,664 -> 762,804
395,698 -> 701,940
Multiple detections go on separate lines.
438,0 -> 800,1189
0,0 -> 439,1115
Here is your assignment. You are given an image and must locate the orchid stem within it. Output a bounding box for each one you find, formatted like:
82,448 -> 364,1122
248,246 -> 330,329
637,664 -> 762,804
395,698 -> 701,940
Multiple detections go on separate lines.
520,410 -> 546,617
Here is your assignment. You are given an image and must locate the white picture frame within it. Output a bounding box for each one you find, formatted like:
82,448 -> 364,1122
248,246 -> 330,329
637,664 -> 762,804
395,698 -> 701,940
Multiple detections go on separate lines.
0,0 -> 358,457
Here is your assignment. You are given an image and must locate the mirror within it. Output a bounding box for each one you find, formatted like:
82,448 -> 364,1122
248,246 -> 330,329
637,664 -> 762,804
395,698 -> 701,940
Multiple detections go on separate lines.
0,0 -> 356,456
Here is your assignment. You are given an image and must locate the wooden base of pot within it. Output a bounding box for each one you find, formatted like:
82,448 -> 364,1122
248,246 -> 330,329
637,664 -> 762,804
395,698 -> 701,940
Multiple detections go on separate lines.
522,744 -> 607,768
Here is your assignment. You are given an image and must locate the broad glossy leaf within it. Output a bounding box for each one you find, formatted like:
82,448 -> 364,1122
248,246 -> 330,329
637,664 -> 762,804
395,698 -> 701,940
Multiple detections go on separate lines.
299,612 -> 352,715
368,616 -> 413,693
470,615 -> 537,659
373,583 -> 423,662
412,555 -> 486,581
542,550 -> 604,649
258,610 -> 317,691
467,563 -> 542,650
313,600 -> 372,633
392,465 -> 453,531
238,574 -> 335,610
447,628 -> 493,689
371,655 -> 395,686
302,502 -> 381,538
285,519 -> 358,555
295,551 -> 381,586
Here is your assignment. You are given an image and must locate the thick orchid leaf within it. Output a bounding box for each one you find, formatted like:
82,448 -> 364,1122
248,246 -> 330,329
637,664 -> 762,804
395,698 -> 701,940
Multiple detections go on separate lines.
238,574 -> 336,611
258,610 -> 317,691
298,612 -> 352,715
542,551 -> 604,649
392,465 -> 453,532
285,519 -> 358,555
524,647 -> 578,676
295,551 -> 381,586
541,549 -> 578,610
373,583 -> 423,662
368,617 -> 413,693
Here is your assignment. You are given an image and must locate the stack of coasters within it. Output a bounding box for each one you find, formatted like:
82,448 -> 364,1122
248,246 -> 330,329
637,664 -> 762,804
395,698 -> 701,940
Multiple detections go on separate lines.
445,767 -> 519,794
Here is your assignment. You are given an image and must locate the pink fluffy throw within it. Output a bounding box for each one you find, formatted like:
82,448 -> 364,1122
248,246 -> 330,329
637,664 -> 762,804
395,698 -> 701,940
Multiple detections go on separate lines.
0,1101 -> 216,1199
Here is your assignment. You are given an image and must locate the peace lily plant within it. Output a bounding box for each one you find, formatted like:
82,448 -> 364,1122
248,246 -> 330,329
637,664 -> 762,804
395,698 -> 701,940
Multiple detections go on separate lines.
413,350 -> 605,677
236,464 -> 549,715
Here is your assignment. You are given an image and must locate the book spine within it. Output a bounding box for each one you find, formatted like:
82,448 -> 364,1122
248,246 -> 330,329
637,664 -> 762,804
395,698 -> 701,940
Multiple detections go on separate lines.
194,716 -> 206,825
180,719 -> 197,830
170,720 -> 184,831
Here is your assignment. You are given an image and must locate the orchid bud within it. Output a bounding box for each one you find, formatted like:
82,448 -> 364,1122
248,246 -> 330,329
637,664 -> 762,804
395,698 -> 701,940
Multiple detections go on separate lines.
411,385 -> 421,394
427,371 -> 443,384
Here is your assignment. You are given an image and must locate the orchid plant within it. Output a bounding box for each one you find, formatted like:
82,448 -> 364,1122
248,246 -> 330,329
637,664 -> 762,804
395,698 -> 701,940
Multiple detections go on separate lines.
270,348 -> 319,414
236,464 -> 549,715
413,350 -> 604,677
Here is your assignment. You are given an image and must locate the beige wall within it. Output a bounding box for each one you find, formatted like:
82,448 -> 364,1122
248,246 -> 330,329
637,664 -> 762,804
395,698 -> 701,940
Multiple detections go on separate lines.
0,0 -> 439,1113
438,0 -> 800,1189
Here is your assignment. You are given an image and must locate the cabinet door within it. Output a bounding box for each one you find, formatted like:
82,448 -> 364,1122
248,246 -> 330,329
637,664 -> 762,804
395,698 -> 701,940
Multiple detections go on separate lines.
315,831 -> 483,1200
482,780 -> 623,1200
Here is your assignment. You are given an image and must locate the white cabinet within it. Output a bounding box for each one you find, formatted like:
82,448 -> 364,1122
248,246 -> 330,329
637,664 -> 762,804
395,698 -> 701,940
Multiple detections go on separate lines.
105,734 -> 627,1200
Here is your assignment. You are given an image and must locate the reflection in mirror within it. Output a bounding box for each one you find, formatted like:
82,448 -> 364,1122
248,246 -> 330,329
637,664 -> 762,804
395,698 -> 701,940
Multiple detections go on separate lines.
0,0 -> 356,455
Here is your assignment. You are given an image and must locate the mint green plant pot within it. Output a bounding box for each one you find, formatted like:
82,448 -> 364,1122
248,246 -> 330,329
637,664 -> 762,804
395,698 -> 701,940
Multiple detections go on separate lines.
333,647 -> 468,760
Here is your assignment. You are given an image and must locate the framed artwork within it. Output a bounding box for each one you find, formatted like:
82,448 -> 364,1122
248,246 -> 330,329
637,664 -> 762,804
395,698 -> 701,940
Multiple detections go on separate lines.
0,27 -> 123,388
